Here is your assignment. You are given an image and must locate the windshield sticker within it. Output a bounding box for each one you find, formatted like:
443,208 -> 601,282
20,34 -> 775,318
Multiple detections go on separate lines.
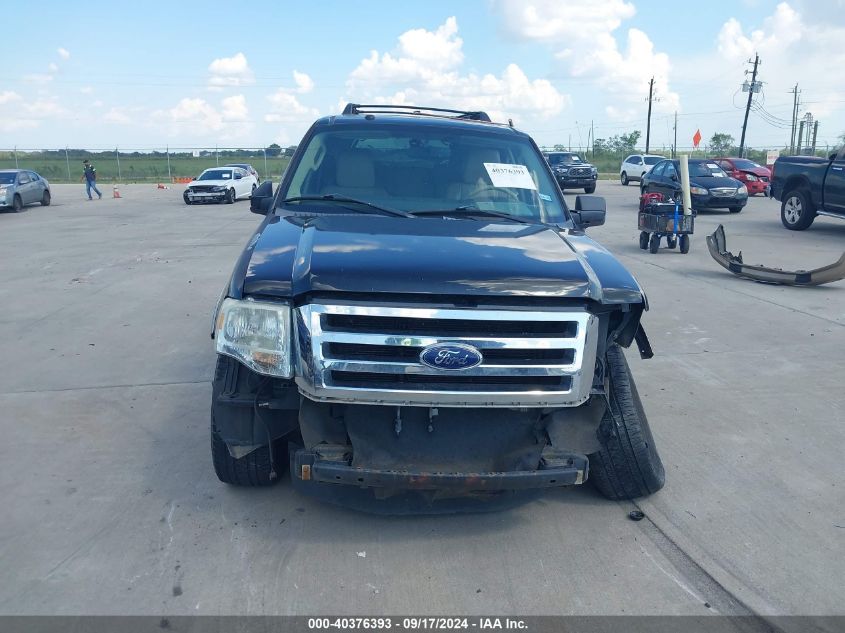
706,163 -> 720,170
538,193 -> 552,201
483,163 -> 538,190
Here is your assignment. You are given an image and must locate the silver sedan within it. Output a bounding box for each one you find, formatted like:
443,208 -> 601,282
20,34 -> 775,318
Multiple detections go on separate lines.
0,169 -> 52,212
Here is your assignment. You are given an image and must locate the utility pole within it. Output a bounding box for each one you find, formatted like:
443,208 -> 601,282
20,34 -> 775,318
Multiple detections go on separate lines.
673,111 -> 678,158
739,53 -> 760,157
811,120 -> 819,155
789,84 -> 800,154
645,77 -> 655,154
797,121 -> 805,155
590,120 -> 594,158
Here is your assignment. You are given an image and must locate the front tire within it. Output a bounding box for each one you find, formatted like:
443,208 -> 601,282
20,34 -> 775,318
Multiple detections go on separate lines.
589,345 -> 665,500
638,231 -> 649,250
250,184 -> 257,198
781,189 -> 816,230
225,188 -> 235,204
211,414 -> 281,487
183,193 -> 193,205
679,234 -> 690,254
12,194 -> 23,212
729,206 -> 743,213
648,234 -> 660,253
621,172 -> 629,186
584,185 -> 596,194
41,190 -> 51,206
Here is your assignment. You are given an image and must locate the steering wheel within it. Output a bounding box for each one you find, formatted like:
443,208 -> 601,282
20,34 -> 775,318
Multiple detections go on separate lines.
466,184 -> 521,202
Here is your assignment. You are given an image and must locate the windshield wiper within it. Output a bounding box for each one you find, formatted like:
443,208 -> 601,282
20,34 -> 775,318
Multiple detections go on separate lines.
281,195 -> 413,218
410,207 -> 536,225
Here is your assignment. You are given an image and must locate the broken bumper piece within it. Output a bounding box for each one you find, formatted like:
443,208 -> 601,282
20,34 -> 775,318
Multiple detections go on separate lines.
293,448 -> 588,491
706,224 -> 845,286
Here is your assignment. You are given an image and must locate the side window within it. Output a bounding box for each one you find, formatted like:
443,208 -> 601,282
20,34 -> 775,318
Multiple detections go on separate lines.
634,156 -> 643,165
652,162 -> 666,177
717,160 -> 731,171
28,171 -> 40,181
664,163 -> 677,179
18,172 -> 31,184
623,155 -> 634,165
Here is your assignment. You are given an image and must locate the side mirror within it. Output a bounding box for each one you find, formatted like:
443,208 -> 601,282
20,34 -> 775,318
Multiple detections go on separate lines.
572,195 -> 606,229
671,173 -> 679,182
250,180 -> 274,215
830,151 -> 838,161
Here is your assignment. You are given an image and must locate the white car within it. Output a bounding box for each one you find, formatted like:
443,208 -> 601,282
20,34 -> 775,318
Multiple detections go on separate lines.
619,154 -> 665,186
183,167 -> 258,205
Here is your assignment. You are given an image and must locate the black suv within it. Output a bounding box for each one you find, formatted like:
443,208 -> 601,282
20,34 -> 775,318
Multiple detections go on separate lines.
544,151 -> 598,193
210,104 -> 663,509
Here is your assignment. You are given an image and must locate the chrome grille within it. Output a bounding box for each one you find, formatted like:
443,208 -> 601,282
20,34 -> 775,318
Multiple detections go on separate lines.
295,303 -> 598,407
710,187 -> 738,197
569,167 -> 591,177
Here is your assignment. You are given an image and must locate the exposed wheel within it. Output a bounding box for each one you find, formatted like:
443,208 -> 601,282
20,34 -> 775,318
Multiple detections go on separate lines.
225,188 -> 236,204
584,185 -> 596,194
589,345 -> 665,500
211,413 -> 282,487
729,206 -> 743,213
638,231 -> 649,250
621,172 -> 629,186
250,183 -> 257,198
40,190 -> 51,206
666,236 -> 677,249
648,234 -> 660,254
679,234 -> 690,254
12,194 -> 23,212
781,189 -> 816,230
183,193 -> 193,205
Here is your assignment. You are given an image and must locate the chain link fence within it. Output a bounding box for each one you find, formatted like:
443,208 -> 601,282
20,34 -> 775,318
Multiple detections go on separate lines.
2,143 -> 837,184
0,148 -> 293,184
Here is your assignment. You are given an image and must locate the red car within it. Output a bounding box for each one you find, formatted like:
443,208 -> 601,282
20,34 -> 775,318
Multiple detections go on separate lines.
714,158 -> 771,196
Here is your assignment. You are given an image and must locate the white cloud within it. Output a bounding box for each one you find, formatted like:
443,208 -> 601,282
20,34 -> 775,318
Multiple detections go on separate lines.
713,2 -> 845,136
25,99 -> 67,119
0,91 -> 21,105
293,70 -> 314,94
104,107 -> 134,124
152,95 -> 254,140
208,52 -> 254,89
57,47 -> 70,60
80,86 -> 94,94
23,73 -> 54,85
345,17 -> 568,124
48,63 -> 59,73
494,0 -> 678,122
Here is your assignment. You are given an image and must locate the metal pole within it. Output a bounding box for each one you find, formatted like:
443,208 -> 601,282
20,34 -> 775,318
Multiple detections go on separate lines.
811,121 -> 819,155
263,148 -> 268,180
65,147 -> 71,181
789,84 -> 799,154
645,77 -> 654,154
166,145 -> 172,181
797,121 -> 805,155
13,146 -> 18,168
680,154 -> 692,217
739,53 -> 759,157
116,148 -> 121,181
673,111 -> 678,159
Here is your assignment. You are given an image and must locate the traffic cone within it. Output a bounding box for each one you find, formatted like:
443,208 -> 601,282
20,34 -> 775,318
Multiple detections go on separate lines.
113,185 -> 121,198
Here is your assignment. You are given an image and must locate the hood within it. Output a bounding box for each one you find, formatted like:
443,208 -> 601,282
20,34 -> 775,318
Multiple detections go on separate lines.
188,179 -> 233,187
239,214 -> 644,304
742,166 -> 771,177
691,175 -> 743,189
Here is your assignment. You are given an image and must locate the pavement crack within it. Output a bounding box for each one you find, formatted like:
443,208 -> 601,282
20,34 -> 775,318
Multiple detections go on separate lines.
0,379 -> 210,396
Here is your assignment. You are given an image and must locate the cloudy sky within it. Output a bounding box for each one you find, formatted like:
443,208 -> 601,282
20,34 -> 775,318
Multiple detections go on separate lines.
2,0 -> 844,151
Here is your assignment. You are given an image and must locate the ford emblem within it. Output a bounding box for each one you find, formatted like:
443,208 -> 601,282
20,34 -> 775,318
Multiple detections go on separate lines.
419,343 -> 483,371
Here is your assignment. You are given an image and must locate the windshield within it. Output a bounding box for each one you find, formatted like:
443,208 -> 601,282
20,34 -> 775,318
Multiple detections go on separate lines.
732,159 -> 762,170
686,162 -> 728,178
547,153 -> 580,165
0,173 -> 15,184
281,125 -> 567,224
198,169 -> 233,181
643,156 -> 662,165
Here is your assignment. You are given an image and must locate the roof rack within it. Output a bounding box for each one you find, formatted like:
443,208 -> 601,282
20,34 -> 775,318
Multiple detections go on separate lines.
342,103 -> 492,123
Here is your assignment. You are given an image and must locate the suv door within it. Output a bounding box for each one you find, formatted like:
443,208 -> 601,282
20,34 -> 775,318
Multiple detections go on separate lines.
824,147 -> 845,213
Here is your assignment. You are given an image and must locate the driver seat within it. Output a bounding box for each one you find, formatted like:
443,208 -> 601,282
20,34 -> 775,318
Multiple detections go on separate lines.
447,148 -> 500,201
320,150 -> 386,199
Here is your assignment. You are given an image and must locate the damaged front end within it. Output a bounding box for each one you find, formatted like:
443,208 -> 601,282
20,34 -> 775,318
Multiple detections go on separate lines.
706,224 -> 845,286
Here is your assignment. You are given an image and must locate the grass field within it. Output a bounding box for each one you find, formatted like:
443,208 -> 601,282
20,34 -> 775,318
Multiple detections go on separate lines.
0,151 -> 292,184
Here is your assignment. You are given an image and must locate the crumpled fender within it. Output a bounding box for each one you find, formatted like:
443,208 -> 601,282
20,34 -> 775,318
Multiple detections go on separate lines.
706,224 -> 845,286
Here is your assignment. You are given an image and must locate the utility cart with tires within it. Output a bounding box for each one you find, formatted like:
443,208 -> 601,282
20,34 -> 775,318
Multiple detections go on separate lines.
638,197 -> 694,254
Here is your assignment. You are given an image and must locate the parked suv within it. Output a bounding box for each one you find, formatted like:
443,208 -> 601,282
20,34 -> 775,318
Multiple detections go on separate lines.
619,154 -> 664,186
543,151 -> 598,193
210,104 -> 664,508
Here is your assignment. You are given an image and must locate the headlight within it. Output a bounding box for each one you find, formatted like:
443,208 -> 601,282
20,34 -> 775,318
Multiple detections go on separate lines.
738,184 -> 748,194
690,185 -> 708,195
745,174 -> 758,181
212,186 -> 228,192
215,298 -> 292,378
556,168 -> 569,175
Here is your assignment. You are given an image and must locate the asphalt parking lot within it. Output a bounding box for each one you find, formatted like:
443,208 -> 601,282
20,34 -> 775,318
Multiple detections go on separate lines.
1,182 -> 843,619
